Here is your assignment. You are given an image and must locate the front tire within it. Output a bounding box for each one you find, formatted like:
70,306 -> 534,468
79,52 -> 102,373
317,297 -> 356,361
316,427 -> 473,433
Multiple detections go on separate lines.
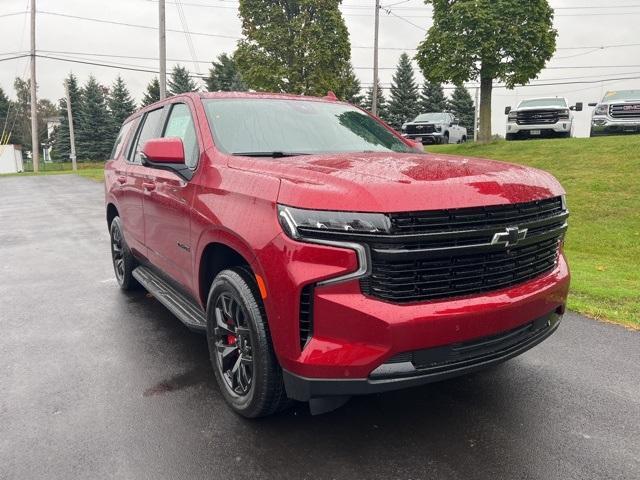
506,133 -> 517,141
206,268 -> 290,418
109,217 -> 139,290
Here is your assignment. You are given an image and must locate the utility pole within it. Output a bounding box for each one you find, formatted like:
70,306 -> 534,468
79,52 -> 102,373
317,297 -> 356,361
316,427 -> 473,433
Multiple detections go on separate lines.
473,87 -> 479,142
30,0 -> 39,172
371,0 -> 380,116
159,0 -> 167,100
64,80 -> 77,172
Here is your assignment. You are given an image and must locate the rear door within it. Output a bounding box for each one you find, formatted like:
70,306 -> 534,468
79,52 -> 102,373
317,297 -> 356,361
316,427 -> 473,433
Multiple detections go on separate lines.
142,100 -> 202,293
122,107 -> 166,256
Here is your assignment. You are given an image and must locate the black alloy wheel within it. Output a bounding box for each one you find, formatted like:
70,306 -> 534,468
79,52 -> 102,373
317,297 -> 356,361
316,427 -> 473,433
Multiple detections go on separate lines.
109,217 -> 138,290
213,293 -> 254,396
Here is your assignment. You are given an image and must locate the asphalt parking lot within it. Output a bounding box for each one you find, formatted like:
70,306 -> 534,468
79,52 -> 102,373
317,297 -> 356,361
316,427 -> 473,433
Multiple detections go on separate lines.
1,175 -> 639,480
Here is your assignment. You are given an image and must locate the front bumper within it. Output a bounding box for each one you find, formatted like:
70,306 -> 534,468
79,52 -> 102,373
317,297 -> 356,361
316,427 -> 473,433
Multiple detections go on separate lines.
284,309 -> 562,400
257,234 -> 570,398
507,121 -> 571,136
591,116 -> 640,135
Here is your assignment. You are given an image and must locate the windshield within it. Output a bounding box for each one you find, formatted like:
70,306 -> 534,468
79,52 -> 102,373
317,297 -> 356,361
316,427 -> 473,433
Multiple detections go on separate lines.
203,98 -> 413,155
413,113 -> 448,122
603,90 -> 640,102
519,98 -> 567,108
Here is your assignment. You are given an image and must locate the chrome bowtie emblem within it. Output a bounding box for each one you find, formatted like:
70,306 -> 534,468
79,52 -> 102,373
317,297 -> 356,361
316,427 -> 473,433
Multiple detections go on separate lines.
491,227 -> 528,247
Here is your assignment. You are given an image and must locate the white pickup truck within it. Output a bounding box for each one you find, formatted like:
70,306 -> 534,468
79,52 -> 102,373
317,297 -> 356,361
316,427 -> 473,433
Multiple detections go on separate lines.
505,97 -> 582,140
401,112 -> 468,144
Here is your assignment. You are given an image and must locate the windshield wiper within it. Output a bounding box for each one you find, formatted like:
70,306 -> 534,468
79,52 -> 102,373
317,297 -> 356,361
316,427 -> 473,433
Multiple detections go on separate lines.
231,151 -> 311,158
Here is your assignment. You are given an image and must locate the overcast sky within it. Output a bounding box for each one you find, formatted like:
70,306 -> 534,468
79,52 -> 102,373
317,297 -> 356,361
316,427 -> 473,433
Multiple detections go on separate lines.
1,0 -> 639,136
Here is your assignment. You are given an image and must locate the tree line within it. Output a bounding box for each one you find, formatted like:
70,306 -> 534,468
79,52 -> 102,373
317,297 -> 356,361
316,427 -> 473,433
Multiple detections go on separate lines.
0,0 -> 555,159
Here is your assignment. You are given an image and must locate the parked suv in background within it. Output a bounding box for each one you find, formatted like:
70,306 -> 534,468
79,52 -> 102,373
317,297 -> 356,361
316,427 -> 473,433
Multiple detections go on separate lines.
105,92 -> 570,417
401,112 -> 467,144
505,97 -> 582,140
589,89 -> 640,136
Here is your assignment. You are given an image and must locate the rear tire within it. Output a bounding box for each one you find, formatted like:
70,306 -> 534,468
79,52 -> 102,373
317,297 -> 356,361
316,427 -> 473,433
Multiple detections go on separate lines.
206,268 -> 291,418
109,217 -> 139,291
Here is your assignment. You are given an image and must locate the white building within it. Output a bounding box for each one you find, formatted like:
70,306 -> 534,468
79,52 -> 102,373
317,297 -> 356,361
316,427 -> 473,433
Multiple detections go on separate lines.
0,145 -> 25,174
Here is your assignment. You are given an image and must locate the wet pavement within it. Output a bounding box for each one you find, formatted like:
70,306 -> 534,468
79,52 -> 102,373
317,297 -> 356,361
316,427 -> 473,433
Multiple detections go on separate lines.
1,175 -> 639,480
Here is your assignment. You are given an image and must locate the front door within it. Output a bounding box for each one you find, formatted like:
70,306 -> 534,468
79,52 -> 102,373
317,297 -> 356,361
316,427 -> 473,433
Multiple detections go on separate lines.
122,107 -> 166,257
142,101 -> 202,294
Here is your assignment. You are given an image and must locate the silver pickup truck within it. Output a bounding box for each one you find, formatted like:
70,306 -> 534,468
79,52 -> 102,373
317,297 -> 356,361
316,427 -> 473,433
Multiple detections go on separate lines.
589,90 -> 640,137
505,97 -> 582,140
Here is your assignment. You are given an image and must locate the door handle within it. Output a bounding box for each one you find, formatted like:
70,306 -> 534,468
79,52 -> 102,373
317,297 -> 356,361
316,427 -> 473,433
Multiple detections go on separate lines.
142,181 -> 156,191
117,175 -> 126,185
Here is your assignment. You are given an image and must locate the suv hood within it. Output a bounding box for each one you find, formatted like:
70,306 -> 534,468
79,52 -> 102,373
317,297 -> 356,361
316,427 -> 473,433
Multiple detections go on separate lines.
228,151 -> 564,212
516,106 -> 567,112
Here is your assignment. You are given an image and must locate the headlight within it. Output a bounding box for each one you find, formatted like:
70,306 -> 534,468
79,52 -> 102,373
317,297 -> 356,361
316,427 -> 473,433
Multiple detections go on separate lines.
278,205 -> 391,239
401,124 -> 407,132
594,104 -> 608,116
558,109 -> 570,119
435,125 -> 442,132
508,111 -> 518,121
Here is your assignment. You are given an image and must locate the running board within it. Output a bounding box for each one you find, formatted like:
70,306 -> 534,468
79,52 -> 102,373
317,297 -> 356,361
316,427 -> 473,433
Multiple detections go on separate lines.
132,266 -> 206,332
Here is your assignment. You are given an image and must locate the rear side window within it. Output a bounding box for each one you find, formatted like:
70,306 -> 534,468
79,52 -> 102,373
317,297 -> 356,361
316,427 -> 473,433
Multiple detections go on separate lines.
130,108 -> 164,164
110,120 -> 134,159
163,103 -> 199,169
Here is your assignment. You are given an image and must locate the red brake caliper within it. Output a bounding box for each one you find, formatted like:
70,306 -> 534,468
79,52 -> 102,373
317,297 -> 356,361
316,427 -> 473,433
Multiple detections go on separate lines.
227,334 -> 237,345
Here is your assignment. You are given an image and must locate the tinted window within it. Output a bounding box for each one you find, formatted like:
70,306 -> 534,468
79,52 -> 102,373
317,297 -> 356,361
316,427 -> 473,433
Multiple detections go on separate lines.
203,99 -> 412,155
131,108 -> 164,164
110,120 -> 134,159
164,103 -> 199,169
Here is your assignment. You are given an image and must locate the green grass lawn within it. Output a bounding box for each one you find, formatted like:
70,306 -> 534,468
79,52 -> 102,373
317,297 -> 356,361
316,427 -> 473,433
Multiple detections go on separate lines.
429,136 -> 640,328
1,161 -> 105,182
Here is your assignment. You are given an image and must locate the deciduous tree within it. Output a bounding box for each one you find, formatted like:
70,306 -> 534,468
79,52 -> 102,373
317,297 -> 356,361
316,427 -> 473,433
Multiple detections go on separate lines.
235,0 -> 352,97
416,0 -> 557,142
387,53 -> 420,130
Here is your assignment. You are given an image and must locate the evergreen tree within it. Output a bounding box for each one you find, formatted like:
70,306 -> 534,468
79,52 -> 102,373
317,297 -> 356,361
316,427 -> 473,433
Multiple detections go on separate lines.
341,64 -> 364,107
206,53 -> 246,92
76,76 -> 112,160
362,81 -> 388,122
108,76 -> 136,126
235,0 -> 352,97
419,81 -> 448,113
449,85 -> 475,132
168,65 -> 199,95
141,77 -> 160,107
387,53 -> 420,130
55,73 -> 82,161
107,76 -> 136,149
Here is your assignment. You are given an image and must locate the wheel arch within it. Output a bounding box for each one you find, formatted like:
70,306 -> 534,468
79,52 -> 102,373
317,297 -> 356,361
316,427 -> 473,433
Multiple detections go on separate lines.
106,203 -> 119,229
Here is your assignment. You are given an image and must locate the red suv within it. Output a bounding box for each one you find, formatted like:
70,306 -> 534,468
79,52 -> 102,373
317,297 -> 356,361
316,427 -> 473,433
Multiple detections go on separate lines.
105,92 -> 570,417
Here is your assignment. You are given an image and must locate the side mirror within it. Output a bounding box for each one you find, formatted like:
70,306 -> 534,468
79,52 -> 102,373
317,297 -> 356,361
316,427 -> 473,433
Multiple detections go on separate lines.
141,137 -> 185,165
571,102 -> 583,112
141,137 -> 193,180
588,102 -> 598,107
505,106 -> 512,115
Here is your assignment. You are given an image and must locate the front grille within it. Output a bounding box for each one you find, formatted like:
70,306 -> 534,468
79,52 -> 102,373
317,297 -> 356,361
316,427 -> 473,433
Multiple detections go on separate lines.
610,103 -> 640,119
359,197 -> 568,303
299,285 -> 314,350
516,110 -> 560,125
406,123 -> 435,135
